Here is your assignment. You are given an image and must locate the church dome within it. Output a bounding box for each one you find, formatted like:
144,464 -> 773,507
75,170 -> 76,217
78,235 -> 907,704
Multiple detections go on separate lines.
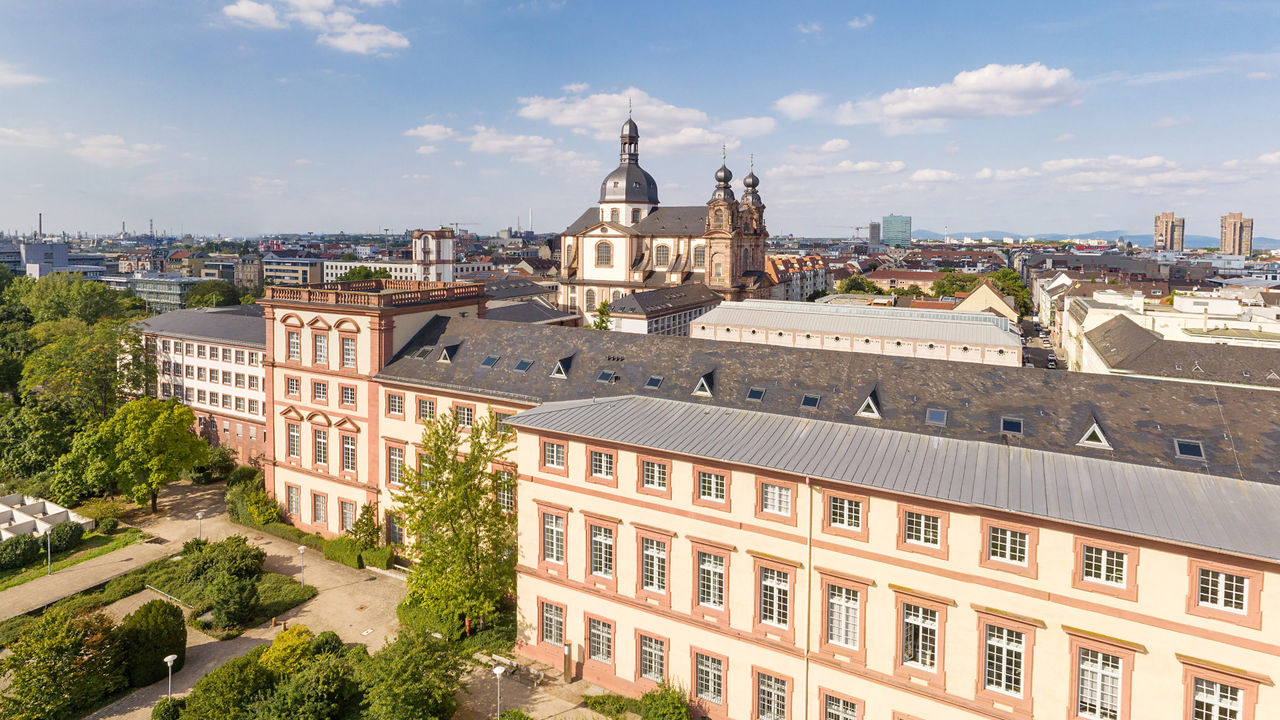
600,163 -> 660,203
743,170 -> 759,189
715,164 -> 733,183
621,117 -> 639,139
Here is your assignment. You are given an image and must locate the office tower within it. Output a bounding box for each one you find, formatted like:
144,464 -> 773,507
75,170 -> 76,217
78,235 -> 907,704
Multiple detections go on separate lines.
868,222 -> 881,244
1154,212 -> 1185,251
882,214 -> 912,248
1220,212 -> 1253,256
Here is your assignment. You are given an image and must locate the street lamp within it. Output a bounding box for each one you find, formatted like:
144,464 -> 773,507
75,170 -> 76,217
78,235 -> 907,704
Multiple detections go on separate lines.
493,665 -> 505,716
196,510 -> 205,540
45,528 -> 52,576
163,654 -> 178,699
298,545 -> 306,587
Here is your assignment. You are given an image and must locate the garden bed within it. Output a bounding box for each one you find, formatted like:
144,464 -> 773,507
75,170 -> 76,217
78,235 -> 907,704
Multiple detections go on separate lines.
0,527 -> 145,592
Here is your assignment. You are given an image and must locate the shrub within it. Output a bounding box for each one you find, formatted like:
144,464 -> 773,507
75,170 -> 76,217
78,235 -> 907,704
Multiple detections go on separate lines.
322,536 -> 364,569
640,682 -> 692,720
500,711 -> 534,720
77,497 -> 129,522
224,482 -> 248,523
120,599 -> 187,687
151,697 -> 185,720
583,693 -> 642,719
245,486 -> 282,526
47,520 -> 85,553
97,517 -> 119,534
259,624 -> 314,675
227,465 -> 260,488
0,609 -> 125,720
180,653 -> 275,720
310,630 -> 344,656
0,533 -> 40,570
361,546 -> 394,570
346,504 -> 380,550
207,571 -> 259,628
250,652 -> 360,719
184,535 -> 265,584
190,446 -> 237,485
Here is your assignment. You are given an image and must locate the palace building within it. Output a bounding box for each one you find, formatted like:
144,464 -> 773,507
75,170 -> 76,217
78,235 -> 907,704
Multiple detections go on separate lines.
557,120 -> 774,317
148,272 -> 1280,719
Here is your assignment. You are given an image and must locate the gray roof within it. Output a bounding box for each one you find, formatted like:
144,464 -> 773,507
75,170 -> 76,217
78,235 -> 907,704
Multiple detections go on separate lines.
1086,315 -> 1280,388
139,305 -> 266,347
484,299 -> 577,325
507,395 -> 1280,561
376,316 -> 1280,487
483,278 -> 556,301
610,283 -> 722,317
600,162 -> 659,204
630,206 -> 708,236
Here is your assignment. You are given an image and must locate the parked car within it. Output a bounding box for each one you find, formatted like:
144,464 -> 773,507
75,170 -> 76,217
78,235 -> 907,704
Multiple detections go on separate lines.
1048,353 -> 1057,362
1047,360 -> 1057,369
1038,331 -> 1048,338
1024,362 -> 1034,368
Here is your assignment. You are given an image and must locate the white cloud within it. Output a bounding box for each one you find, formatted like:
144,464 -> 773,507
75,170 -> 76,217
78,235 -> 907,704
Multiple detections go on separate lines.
401,173 -> 430,180
415,145 -> 437,155
1151,116 -> 1190,128
974,167 -> 1040,181
463,125 -> 600,173
222,0 -> 286,28
1052,133 -> 1075,143
795,22 -> 822,35
717,116 -> 777,138
911,168 -> 959,182
847,14 -> 874,29
819,138 -> 850,153
1258,151 -> 1280,165
772,92 -> 826,120
561,82 -> 589,93
68,135 -> 162,168
317,22 -> 408,54
1041,155 -> 1174,172
250,175 -> 287,196
0,127 -> 57,148
769,159 -> 905,180
517,86 -> 732,156
1245,71 -> 1273,80
645,128 -> 739,155
404,123 -> 454,141
836,63 -> 1080,132
0,61 -> 46,87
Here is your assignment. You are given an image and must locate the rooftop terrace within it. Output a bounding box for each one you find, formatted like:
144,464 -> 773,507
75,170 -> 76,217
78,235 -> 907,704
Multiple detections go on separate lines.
262,279 -> 485,308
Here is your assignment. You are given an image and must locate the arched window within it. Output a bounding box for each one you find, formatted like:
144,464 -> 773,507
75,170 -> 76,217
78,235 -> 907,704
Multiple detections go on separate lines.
612,291 -> 621,301
654,245 -> 670,267
610,208 -> 620,222
631,208 -> 641,223
585,289 -> 596,309
742,248 -> 749,267
693,246 -> 705,268
714,208 -> 724,224
596,241 -> 612,266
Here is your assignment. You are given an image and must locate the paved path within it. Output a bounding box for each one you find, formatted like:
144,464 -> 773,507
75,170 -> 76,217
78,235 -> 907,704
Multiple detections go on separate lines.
454,667 -> 608,720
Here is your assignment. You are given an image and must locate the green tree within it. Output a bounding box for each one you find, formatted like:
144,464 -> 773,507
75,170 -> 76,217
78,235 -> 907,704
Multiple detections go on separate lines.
0,609 -> 126,720
51,397 -> 208,509
259,625 -> 315,676
21,318 -> 154,421
12,273 -> 123,324
931,271 -> 981,298
181,651 -> 277,720
346,503 -> 381,550
119,600 -> 187,687
988,267 -> 1033,316
357,629 -> 464,720
891,285 -> 926,297
249,653 -> 361,720
834,275 -> 884,295
340,252 -> 358,261
187,280 -> 240,308
590,300 -> 612,330
393,411 -> 515,635
0,394 -> 85,480
208,571 -> 260,628
336,266 -> 392,282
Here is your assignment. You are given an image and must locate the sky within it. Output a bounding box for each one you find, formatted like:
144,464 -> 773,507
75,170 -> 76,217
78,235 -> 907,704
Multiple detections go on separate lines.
1,0 -> 1278,240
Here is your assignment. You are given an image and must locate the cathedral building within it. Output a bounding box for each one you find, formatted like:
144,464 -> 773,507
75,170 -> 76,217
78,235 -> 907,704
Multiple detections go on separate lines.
557,120 -> 774,315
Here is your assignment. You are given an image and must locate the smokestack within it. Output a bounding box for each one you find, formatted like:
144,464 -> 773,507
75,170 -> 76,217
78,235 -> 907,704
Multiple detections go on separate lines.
37,213 -> 42,239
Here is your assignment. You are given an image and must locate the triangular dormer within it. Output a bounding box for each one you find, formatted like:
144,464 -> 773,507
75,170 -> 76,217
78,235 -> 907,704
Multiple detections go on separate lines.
438,344 -> 459,363
856,390 -> 881,419
1078,421 -> 1111,450
692,371 -> 714,398
550,356 -> 572,379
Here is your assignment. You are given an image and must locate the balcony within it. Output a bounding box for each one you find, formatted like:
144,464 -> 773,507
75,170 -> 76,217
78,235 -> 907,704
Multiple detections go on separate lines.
263,279 -> 486,308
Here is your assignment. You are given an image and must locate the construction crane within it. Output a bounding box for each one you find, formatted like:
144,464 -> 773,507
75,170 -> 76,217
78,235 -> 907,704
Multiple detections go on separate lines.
823,225 -> 871,238
450,222 -> 478,234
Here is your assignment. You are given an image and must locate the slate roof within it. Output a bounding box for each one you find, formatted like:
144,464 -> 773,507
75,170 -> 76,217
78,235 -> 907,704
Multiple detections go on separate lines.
1085,315 -> 1280,388
376,316 -> 1280,487
483,278 -> 556,301
630,206 -> 708,236
507,395 -> 1280,561
484,299 -> 577,325
610,283 -> 722,317
139,305 -> 266,347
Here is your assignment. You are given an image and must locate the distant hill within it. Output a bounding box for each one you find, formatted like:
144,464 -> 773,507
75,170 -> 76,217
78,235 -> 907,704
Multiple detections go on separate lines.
912,229 -> 1278,250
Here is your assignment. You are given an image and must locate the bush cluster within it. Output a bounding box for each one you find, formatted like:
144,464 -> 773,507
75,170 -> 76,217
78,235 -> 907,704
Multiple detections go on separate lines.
119,599 -> 188,687
322,536 -> 364,569
97,516 -> 119,533
360,546 -> 395,570
0,533 -> 40,570
584,683 -> 692,720
47,520 -> 85,553
189,446 -> 237,486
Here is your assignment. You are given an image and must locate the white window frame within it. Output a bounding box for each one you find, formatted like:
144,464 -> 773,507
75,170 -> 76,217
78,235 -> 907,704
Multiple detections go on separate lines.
542,513 -> 565,564
1198,568 -> 1248,613
697,551 -> 725,609
588,618 -> 612,664
826,584 -> 860,649
695,653 -> 723,704
761,482 -> 791,516
341,435 -> 357,472
983,625 -> 1025,697
387,446 -> 404,485
698,470 -> 726,502
1193,678 -> 1242,720
313,428 -> 327,465
287,331 -> 300,360
828,495 -> 862,530
904,510 -> 941,547
641,460 -> 667,490
1076,648 -> 1122,720
543,442 -> 566,469
540,602 -> 563,645
759,566 -> 790,628
1082,545 -> 1127,587
341,337 -> 356,368
989,526 -> 1029,565
901,603 -> 938,670
756,672 -> 787,720
638,635 -> 665,682
590,450 -> 614,479
286,423 -> 300,458
590,525 -> 613,578
641,537 -> 667,593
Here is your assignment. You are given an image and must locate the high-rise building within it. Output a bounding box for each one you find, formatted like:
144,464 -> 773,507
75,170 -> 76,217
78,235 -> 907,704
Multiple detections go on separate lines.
1220,212 -> 1254,256
868,221 -> 881,244
882,214 -> 911,247
1153,212 -> 1185,251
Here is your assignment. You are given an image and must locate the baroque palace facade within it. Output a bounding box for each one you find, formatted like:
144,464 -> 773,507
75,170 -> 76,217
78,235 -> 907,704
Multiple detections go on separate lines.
144,277 -> 1280,720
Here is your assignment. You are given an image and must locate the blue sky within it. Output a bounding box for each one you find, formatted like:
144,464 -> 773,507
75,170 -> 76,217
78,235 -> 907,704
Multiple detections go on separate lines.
1,0 -> 1278,239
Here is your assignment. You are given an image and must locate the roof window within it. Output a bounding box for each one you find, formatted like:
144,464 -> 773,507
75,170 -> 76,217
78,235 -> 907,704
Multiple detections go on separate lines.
481,355 -> 500,368
692,372 -> 714,397
746,387 -> 766,401
1174,439 -> 1205,460
437,345 -> 457,363
1078,422 -> 1111,449
857,394 -> 880,419
550,359 -> 568,379
801,393 -> 821,409
925,408 -> 948,426
644,375 -> 663,389
1000,417 -> 1023,435
597,370 -> 615,384
514,359 -> 534,373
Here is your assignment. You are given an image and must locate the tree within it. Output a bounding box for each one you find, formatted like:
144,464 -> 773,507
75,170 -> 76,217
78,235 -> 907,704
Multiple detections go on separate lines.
393,411 -> 515,635
931,271 -> 981,298
589,300 -> 612,330
119,600 -> 187,687
336,266 -> 392,282
988,267 -> 1033,316
250,653 -> 360,720
192,445 -> 237,485
0,609 -> 125,720
357,629 -> 465,720
21,319 -> 154,422
180,651 -> 277,720
346,503 -> 381,550
259,625 -> 315,676
208,570 -> 259,628
891,285 -> 926,297
805,289 -> 828,302
0,394 -> 85,480
340,253 -> 358,261
11,273 -> 123,324
834,275 -> 883,295
187,280 -> 240,308
51,397 -> 208,509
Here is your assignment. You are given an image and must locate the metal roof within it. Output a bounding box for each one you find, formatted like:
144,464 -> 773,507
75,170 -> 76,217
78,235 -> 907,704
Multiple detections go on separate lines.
139,305 -> 266,348
696,302 -> 1021,347
508,395 -> 1280,562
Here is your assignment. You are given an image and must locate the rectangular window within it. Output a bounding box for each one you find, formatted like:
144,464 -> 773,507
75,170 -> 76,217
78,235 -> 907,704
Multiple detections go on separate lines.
235,373 -> 245,388
1082,545 -> 1126,586
496,471 -> 514,512
698,470 -> 726,502
1077,648 -> 1122,720
340,501 -> 355,532
984,625 -> 1025,697
341,337 -> 356,368
1198,568 -> 1248,612
313,334 -> 328,365
904,511 -> 941,547
590,525 -> 613,578
588,618 -> 612,664
638,635 -> 665,681
312,494 -> 326,524
388,394 -> 404,415
1192,678 -> 1242,720
341,435 -> 356,472
456,406 -> 473,427
287,331 -> 300,360
417,398 -> 435,420
185,365 -> 194,378
641,537 -> 667,593
901,603 -> 938,670
312,381 -> 327,402
341,386 -> 356,406
760,567 -> 790,628
541,602 -> 563,645
287,423 -> 300,458
761,482 -> 791,515
828,495 -> 862,530
235,349 -> 245,364
249,351 -> 258,365
248,376 -> 259,390
235,396 -> 244,412
197,389 -> 207,403
698,552 -> 725,608
287,377 -> 300,396
197,367 -> 206,381
542,513 -> 565,563
641,460 -> 667,490
695,653 -> 723,704
209,391 -> 219,406
826,584 -> 860,649
197,345 -> 207,358
825,696 -> 859,720
222,348 -> 231,362
388,446 -> 404,485
184,343 -> 193,355
757,672 -> 787,720
286,485 -> 300,516
312,429 -> 328,465
590,450 -> 614,479
989,526 -> 1029,565
386,514 -> 404,544
248,399 -> 259,415
543,442 -> 565,469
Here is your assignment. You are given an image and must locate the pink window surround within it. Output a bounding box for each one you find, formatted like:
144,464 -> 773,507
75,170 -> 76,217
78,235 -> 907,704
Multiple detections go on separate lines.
689,646 -> 730,720
584,444 -> 618,488
817,570 -> 871,666
751,554 -> 798,645
819,487 -> 870,542
535,501 -> 570,578
1185,557 -> 1264,630
634,454 -> 673,500
1071,535 -> 1140,602
892,585 -> 954,691
978,517 -> 1040,580
1065,627 -> 1142,720
688,537 -> 733,626
634,525 -> 674,609
690,463 -> 733,512
582,512 -> 620,594
896,502 -> 950,561
973,608 -> 1040,715
750,666 -> 794,720
753,476 -> 798,527
632,628 -> 670,691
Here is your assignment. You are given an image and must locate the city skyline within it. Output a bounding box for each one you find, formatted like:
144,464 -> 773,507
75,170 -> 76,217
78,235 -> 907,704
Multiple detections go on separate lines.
1,1 -> 1278,238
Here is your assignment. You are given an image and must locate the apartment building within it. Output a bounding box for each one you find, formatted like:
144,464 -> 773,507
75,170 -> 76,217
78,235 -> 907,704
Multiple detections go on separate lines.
139,305 -> 270,462
262,252 -> 325,285
766,255 -> 831,302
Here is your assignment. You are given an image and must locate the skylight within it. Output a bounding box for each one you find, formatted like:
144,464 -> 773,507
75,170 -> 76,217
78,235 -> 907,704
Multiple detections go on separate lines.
1001,417 -> 1024,435
746,387 -> 766,401
550,360 -> 567,379
1078,422 -> 1111,449
597,370 -> 615,383
644,375 -> 663,389
1175,439 -> 1205,459
692,374 -> 713,397
925,408 -> 947,426
801,393 -> 821,408
514,359 -> 534,373
481,355 -> 500,368
856,395 -> 880,419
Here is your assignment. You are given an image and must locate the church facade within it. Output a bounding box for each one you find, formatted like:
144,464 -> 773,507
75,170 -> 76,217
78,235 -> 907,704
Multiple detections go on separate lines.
557,120 -> 774,315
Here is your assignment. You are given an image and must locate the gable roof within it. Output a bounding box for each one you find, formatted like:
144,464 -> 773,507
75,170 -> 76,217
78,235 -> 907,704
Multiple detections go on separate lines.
139,305 -> 266,347
610,283 -> 722,317
1085,315 -> 1280,388
629,206 -> 708,236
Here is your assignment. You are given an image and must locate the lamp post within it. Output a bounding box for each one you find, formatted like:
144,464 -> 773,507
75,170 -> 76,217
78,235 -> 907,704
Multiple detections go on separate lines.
163,654 -> 178,699
493,665 -> 505,716
196,510 -> 205,540
45,528 -> 51,575
298,545 -> 306,587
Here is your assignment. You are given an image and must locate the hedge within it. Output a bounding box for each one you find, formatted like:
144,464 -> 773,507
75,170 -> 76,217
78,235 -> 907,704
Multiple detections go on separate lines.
120,599 -> 187,687
323,537 -> 364,569
360,546 -> 395,570
47,520 -> 85,553
0,534 -> 40,570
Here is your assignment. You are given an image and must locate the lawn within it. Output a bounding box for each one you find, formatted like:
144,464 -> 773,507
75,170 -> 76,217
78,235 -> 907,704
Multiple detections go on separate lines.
0,528 -> 145,592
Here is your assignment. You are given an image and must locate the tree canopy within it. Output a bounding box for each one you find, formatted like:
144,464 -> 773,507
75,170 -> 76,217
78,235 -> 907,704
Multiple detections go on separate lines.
834,275 -> 883,295
589,300 -> 613,330
187,280 -> 240,308
336,266 -> 393,282
20,318 -> 154,422
931,271 -> 982,298
7,273 -> 124,324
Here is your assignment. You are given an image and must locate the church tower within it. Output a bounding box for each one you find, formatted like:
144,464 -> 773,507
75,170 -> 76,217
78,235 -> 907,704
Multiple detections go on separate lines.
598,118 -> 660,227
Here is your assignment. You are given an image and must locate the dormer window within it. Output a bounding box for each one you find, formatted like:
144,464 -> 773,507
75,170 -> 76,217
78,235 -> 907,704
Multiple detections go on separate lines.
644,375 -> 663,389
1000,417 -> 1023,435
692,373 -> 713,397
1175,439 -> 1205,460
550,360 -> 568,379
746,387 -> 766,401
1078,422 -> 1111,449
514,359 -> 534,373
801,393 -> 821,409
925,408 -> 947,426
481,355 -> 500,369
857,394 -> 880,419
